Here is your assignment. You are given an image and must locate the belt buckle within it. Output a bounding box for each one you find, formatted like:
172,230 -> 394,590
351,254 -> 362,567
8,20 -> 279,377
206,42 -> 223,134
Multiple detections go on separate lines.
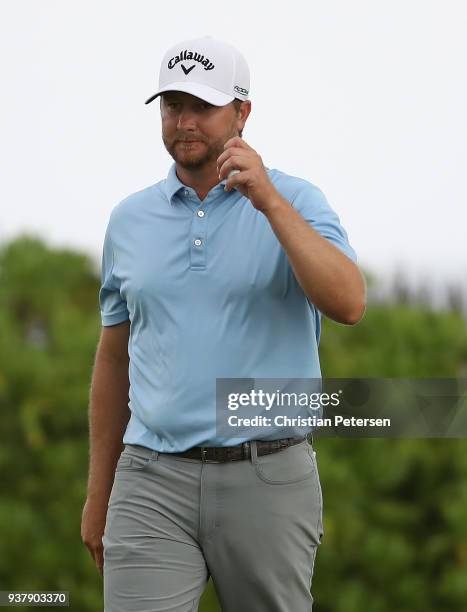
200,447 -> 218,463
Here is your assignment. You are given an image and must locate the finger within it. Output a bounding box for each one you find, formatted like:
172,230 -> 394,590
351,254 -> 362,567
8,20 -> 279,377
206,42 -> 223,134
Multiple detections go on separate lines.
218,155 -> 247,181
223,136 -> 249,150
216,147 -> 249,171
224,170 -> 248,192
86,540 -> 103,562
97,560 -> 104,576
95,546 -> 104,574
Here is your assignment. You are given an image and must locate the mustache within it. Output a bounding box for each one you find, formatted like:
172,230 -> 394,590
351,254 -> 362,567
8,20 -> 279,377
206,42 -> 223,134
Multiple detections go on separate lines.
175,136 -> 206,143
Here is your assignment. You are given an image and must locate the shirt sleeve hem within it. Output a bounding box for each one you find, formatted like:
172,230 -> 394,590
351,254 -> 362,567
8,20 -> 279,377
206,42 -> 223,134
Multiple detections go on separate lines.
101,311 -> 130,326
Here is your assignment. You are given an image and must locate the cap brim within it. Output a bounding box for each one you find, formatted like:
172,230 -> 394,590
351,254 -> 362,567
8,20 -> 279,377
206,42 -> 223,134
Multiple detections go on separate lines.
144,82 -> 234,106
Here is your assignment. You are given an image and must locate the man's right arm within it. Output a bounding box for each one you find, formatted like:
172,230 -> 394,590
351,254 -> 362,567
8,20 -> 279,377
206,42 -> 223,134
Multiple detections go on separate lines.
81,319 -> 130,574
87,319 -> 131,500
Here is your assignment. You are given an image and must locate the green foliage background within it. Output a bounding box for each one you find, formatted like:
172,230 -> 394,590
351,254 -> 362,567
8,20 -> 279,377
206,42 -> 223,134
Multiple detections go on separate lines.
0,236 -> 466,611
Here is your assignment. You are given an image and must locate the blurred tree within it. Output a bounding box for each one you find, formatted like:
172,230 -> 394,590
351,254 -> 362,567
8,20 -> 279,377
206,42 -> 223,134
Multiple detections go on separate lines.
391,268 -> 413,306
446,283 -> 465,315
0,235 -> 102,609
314,301 -> 467,612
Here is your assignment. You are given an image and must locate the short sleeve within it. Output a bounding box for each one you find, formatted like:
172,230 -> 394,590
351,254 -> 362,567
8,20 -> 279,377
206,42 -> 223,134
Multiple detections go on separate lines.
99,219 -> 130,326
292,182 -> 357,264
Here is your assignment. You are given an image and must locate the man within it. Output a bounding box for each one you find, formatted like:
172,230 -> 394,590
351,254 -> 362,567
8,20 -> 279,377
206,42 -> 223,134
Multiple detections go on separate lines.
81,35 -> 366,612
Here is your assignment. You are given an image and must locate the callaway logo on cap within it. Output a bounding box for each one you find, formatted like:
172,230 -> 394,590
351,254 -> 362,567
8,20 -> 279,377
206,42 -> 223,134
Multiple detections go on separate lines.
145,35 -> 250,107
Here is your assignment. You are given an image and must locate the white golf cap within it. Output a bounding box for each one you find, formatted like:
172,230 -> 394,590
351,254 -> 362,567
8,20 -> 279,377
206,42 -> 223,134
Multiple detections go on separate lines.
145,35 -> 250,107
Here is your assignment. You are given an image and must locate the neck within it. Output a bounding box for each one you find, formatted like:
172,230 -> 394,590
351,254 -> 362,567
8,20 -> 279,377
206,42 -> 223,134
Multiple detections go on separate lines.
175,162 -> 221,201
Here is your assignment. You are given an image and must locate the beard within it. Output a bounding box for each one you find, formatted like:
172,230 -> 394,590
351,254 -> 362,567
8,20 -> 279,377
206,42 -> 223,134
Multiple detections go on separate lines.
163,127 -> 238,170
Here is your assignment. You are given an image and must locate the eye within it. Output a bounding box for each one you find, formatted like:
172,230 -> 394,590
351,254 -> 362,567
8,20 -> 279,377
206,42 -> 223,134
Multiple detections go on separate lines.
164,99 -> 181,111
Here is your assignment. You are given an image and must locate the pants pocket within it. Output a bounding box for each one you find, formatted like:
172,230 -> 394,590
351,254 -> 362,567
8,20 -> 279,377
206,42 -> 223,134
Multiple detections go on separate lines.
253,441 -> 316,485
115,450 -> 151,472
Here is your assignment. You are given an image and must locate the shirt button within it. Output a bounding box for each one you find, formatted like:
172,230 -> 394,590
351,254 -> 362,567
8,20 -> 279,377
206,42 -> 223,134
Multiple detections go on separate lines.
184,190 -> 190,196
194,239 -> 202,247
197,210 -> 205,217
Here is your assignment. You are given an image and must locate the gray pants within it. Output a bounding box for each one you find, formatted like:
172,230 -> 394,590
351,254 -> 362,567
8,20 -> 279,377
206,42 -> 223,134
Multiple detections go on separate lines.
103,438 -> 324,612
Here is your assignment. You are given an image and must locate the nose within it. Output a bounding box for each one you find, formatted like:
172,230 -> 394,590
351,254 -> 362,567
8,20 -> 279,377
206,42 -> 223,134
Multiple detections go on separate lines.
176,108 -> 197,131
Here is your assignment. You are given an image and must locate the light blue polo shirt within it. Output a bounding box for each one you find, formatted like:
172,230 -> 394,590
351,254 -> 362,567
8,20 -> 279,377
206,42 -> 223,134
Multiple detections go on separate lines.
99,163 -> 357,452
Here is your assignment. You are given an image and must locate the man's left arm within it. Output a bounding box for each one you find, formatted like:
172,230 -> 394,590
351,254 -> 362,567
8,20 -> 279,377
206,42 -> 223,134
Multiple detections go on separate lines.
217,137 -> 366,325
261,194 -> 366,325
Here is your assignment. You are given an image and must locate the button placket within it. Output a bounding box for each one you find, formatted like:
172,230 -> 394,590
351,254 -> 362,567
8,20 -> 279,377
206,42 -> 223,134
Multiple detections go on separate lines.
190,206 -> 207,269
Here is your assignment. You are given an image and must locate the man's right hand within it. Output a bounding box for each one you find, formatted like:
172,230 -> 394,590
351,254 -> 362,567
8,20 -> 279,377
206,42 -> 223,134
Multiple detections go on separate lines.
81,496 -> 109,576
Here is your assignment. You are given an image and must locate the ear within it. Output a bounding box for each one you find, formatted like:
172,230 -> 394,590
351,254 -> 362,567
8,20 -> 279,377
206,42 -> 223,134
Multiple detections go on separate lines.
236,100 -> 251,134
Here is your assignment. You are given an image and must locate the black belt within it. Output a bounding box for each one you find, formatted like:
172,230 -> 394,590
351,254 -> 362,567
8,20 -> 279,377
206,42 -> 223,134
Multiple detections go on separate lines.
169,436 -> 307,463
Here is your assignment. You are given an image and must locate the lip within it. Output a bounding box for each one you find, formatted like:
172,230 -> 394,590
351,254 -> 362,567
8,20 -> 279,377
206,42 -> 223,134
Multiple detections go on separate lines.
177,140 -> 203,144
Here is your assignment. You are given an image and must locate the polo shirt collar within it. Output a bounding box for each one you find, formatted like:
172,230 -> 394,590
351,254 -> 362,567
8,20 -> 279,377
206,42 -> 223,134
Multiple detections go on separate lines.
165,162 -> 228,206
